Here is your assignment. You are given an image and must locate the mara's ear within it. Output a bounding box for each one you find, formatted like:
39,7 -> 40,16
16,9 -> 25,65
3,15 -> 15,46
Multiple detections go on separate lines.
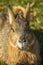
7,4 -> 15,24
13,6 -> 25,17
24,3 -> 30,22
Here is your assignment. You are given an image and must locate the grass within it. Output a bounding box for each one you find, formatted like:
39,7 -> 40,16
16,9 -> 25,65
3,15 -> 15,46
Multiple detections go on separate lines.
0,61 -> 7,65
0,0 -> 43,65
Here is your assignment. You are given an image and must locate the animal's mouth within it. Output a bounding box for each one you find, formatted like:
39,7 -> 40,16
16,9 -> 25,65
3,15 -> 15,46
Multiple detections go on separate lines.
17,40 -> 28,49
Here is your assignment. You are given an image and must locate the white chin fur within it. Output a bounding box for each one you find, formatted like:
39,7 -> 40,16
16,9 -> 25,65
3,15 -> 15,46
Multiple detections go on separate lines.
17,40 -> 27,49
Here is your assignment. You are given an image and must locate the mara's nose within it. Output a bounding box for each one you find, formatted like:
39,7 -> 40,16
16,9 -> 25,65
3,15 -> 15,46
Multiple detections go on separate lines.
19,34 -> 27,43
19,37 -> 26,43
19,39 -> 26,43
23,39 -> 26,42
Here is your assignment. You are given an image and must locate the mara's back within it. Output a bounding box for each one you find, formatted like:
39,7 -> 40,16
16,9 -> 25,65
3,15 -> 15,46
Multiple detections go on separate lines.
0,12 -> 11,61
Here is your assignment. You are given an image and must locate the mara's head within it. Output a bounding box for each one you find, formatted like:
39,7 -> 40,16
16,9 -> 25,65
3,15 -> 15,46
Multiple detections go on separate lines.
7,3 -> 33,50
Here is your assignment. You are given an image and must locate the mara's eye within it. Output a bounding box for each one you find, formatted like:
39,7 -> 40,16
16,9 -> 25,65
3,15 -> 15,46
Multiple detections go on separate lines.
11,28 -> 15,32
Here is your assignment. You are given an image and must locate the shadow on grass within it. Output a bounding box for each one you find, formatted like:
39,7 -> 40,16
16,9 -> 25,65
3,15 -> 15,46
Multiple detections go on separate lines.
31,29 -> 43,65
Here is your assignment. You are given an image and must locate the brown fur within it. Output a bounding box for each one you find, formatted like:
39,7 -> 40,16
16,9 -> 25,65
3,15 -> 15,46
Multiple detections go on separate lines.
0,12 -> 11,61
0,3 -> 40,65
7,31 -> 40,65
6,3 -> 41,65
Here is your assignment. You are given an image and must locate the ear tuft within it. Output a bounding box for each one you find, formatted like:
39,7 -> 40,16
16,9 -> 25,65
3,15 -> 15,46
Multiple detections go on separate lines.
24,3 -> 30,22
7,4 -> 15,24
